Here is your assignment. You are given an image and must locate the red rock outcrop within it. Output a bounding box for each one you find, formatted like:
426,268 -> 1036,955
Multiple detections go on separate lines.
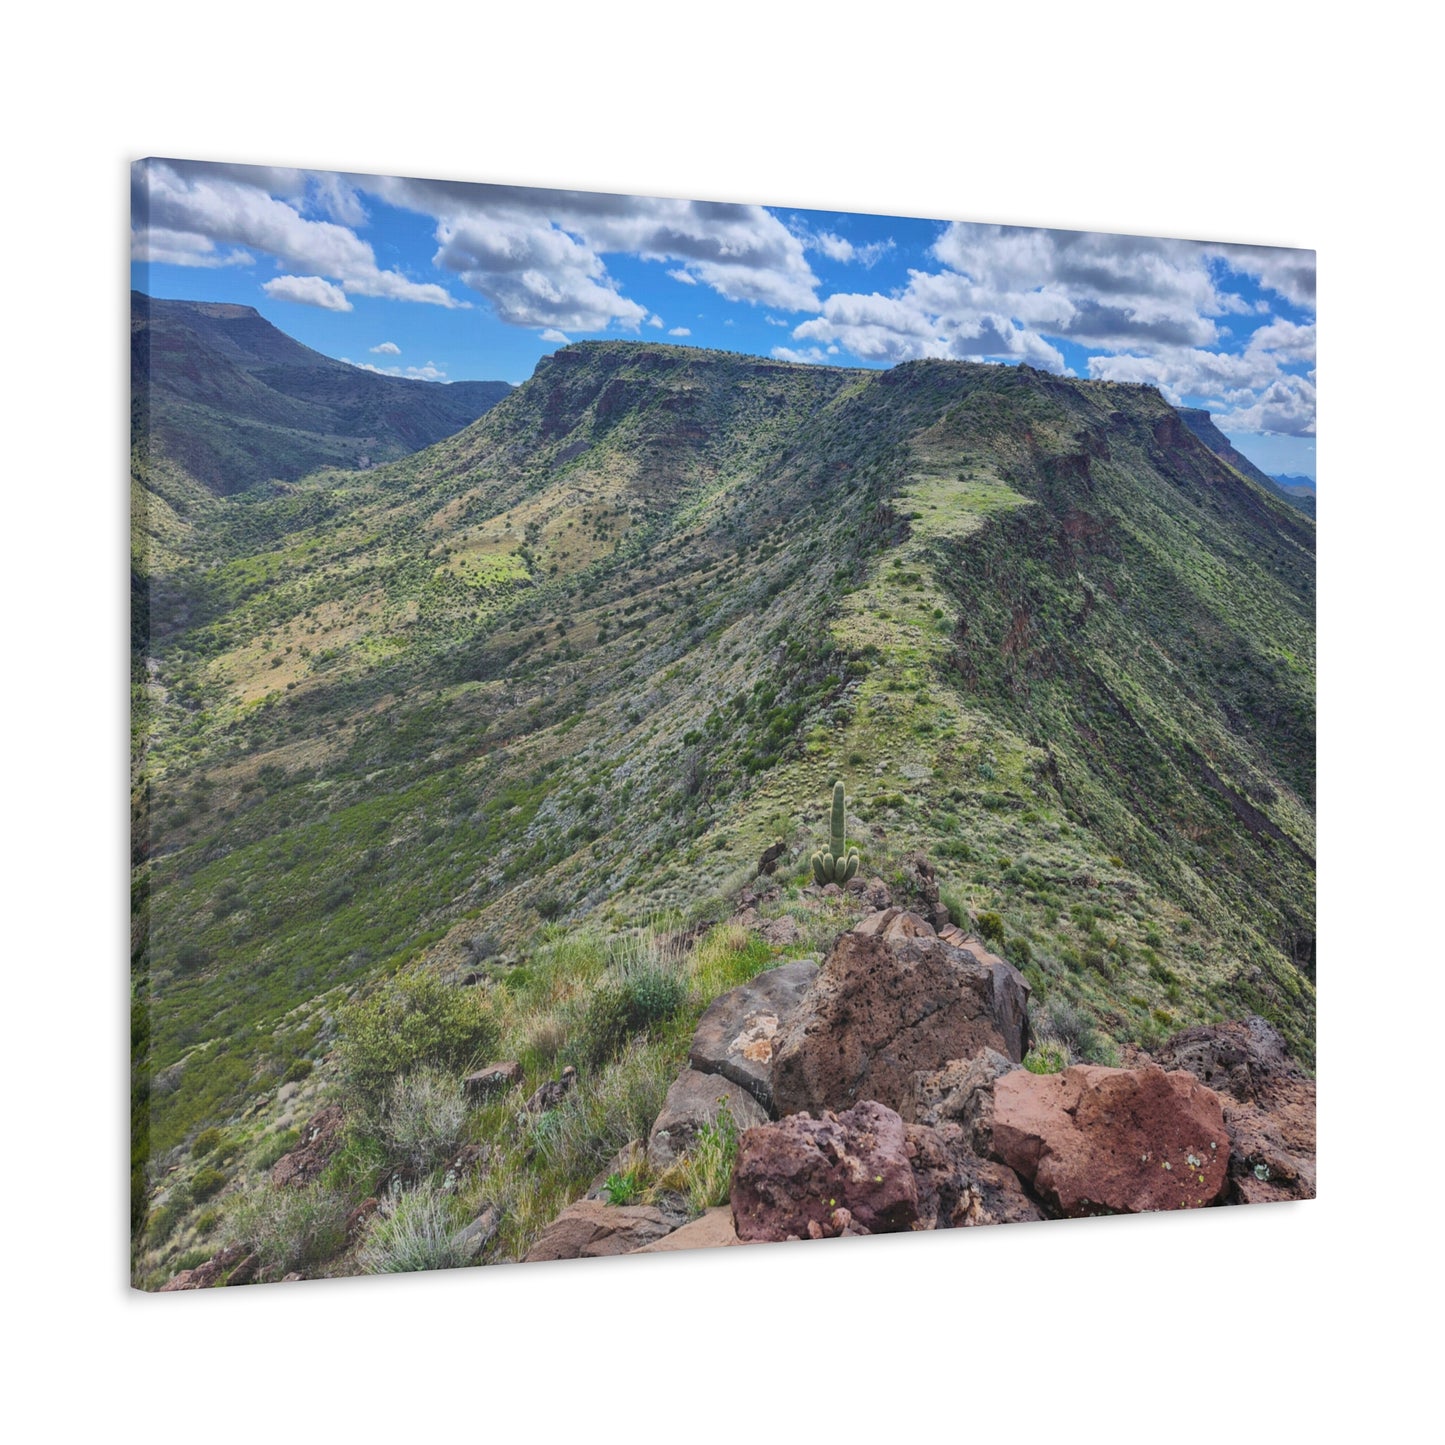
992,1064 -> 1231,1216
269,1105 -> 344,1188
769,913 -> 1031,1117
730,1100 -> 920,1242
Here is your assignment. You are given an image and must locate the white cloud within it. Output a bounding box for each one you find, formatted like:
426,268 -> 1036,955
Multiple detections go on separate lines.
646,314 -> 664,328
814,232 -> 856,262
1214,374 -> 1316,436
539,328 -> 569,343
130,226 -> 254,269
809,231 -> 895,268
764,314 -> 788,326
133,159 -> 465,308
369,340 -> 401,355
262,275 -> 353,311
668,326 -> 691,337
771,346 -> 834,365
406,362 -> 447,381
1210,244 -> 1316,310
668,268 -> 697,285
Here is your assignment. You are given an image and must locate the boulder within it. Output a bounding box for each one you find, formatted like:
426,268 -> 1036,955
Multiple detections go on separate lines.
904,855 -> 952,932
992,1065 -> 1231,1217
730,1100 -> 919,1242
522,1200 -> 678,1262
757,914 -> 803,947
454,1204 -> 500,1260
907,1047 -> 1016,1152
158,1242 -> 248,1291
345,1197 -> 379,1241
647,1068 -> 769,1170
769,914 -> 1031,1117
224,1252 -> 259,1287
758,841 -> 786,875
463,1061 -> 523,1100
629,1207 -> 743,1253
521,1066 -> 577,1116
1154,1018 -> 1316,1204
905,1121 -> 1043,1228
1153,1017 -> 1296,1105
269,1105 -> 344,1188
862,877 -> 892,911
688,960 -> 819,1113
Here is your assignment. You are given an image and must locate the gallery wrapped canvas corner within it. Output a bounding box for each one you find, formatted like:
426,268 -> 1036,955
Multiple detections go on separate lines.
130,158 -> 1315,1290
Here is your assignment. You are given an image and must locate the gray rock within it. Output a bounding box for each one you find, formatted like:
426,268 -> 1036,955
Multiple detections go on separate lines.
647,1068 -> 769,1170
463,1061 -> 523,1099
454,1204 -> 500,1260
688,960 -> 820,1114
907,1047 -> 1017,1153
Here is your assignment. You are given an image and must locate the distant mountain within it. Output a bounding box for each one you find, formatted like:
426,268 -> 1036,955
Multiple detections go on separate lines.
131,291 -> 512,497
1176,409 -> 1315,518
1272,474 -> 1317,497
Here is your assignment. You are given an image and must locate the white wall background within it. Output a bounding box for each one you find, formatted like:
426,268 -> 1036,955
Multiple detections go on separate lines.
4,4 -> 1435,1438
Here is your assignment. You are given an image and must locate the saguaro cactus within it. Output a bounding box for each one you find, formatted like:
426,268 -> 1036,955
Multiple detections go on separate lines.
811,781 -> 860,885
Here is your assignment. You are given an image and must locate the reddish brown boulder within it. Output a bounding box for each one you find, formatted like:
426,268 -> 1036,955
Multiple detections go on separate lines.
224,1252 -> 259,1286
992,1065 -> 1230,1217
769,914 -> 1030,1117
522,1200 -> 677,1262
629,1207 -> 744,1253
345,1197 -> 379,1242
269,1105 -> 344,1188
1155,1018 -> 1316,1204
688,960 -> 819,1113
157,1242 -> 248,1291
905,1121 -> 1043,1228
730,1100 -> 919,1242
463,1061 -> 523,1100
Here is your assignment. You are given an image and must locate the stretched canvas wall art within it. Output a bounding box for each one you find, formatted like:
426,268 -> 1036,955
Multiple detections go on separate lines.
131,158 -> 1316,1290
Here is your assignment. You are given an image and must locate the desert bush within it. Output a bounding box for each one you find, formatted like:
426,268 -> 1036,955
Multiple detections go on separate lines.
976,911 -> 1006,946
374,1070 -> 467,1174
1043,997 -> 1103,1061
337,971 -> 497,1108
1006,936 -> 1033,966
254,1127 -> 300,1171
190,1166 -> 227,1202
190,1127 -> 224,1158
282,1058 -> 313,1085
225,1182 -> 351,1275
358,1185 -> 470,1274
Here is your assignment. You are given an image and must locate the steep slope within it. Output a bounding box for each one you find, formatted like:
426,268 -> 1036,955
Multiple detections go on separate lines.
1177,407 -> 1315,517
132,343 -> 1315,1211
132,291 -> 512,496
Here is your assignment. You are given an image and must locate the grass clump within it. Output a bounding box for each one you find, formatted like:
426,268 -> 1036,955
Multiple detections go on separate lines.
371,1069 -> 467,1175
654,1101 -> 740,1217
358,1185 -> 470,1274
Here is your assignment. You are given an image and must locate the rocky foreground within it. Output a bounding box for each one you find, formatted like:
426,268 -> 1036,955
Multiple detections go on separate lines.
515,905 -> 1313,1261
163,884 -> 1315,1288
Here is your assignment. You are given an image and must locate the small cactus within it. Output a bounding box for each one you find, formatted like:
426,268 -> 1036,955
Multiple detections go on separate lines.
811,781 -> 860,885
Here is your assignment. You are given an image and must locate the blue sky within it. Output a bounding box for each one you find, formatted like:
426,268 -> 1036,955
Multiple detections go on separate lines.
132,159 -> 1316,479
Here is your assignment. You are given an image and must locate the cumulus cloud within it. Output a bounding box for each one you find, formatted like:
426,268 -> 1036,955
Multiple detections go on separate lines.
131,226 -> 253,269
406,361 -> 447,381
370,341 -> 401,354
262,275 -> 353,311
539,328 -> 569,343
808,231 -> 895,268
668,326 -> 691,337
646,314 -> 664,328
366,176 -> 823,325
1211,244 -> 1316,310
132,159 -> 464,308
1215,374 -> 1316,436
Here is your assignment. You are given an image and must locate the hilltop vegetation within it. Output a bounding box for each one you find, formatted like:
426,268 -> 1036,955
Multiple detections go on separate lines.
132,336 -> 1315,1283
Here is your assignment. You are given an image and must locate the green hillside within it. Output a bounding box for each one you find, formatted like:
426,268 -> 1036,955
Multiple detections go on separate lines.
132,339 -> 1315,1277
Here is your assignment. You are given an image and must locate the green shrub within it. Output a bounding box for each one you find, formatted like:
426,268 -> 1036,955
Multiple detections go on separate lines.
655,1101 -> 739,1217
603,1166 -> 646,1205
282,1058 -> 314,1085
534,890 -> 563,920
577,965 -> 686,1067
1023,1040 -> 1068,1074
190,1166 -> 227,1202
1006,936 -> 1033,966
337,971 -> 498,1108
225,1182 -> 351,1276
191,1127 -> 224,1158
976,912 -> 1005,946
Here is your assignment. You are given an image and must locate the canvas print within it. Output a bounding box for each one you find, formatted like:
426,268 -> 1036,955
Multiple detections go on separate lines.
130,159 -> 1316,1290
